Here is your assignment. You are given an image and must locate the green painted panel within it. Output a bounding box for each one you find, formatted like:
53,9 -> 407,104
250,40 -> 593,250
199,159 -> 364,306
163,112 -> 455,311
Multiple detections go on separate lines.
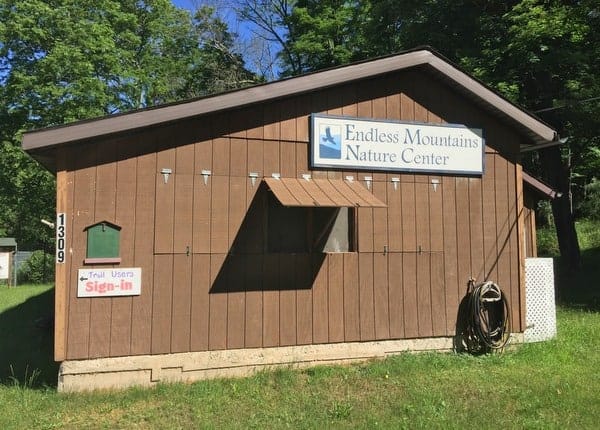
86,223 -> 120,258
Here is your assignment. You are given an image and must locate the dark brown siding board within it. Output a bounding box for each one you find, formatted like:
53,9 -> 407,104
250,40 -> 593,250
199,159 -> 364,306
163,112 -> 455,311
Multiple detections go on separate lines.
515,165 -> 526,332
495,157 -> 512,328
415,182 -> 432,337
191,254 -> 210,351
263,254 -> 280,347
212,137 -> 231,176
328,253 -> 345,343
173,174 -> 194,254
455,178 -> 472,309
469,178 -> 485,281
192,139 -> 213,254
227,175 -> 247,349
429,183 -> 446,336
388,253 -> 404,338
229,176 -> 247,254
66,144 -> 96,359
373,252 -> 390,339
279,255 -> 297,346
400,93 -> 415,122
343,253 -> 360,342
442,177 -> 459,335
247,105 -> 264,140
245,254 -> 263,348
171,255 -> 192,353
387,179 -> 402,252
358,254 -> 375,340
429,180 -> 444,252
372,181 -> 388,253
296,95 -> 311,143
280,141 -> 297,177
154,147 -> 176,253
88,140 -> 117,359
210,175 -> 229,254
192,170 -> 212,254
54,147 -> 73,360
416,257 -> 432,338
131,151 -> 156,355
152,254 -> 173,354
325,86 -> 343,116
430,253 -> 446,336
296,254 -> 313,345
296,142 -> 309,176
244,177 -> 263,348
357,207 -> 374,252
312,254 -> 329,344
402,253 -> 418,338
482,154 -> 498,282
230,138 -> 247,177
247,139 -> 264,175
195,138 -> 213,173
385,76 -> 401,121
227,283 -> 246,349
263,140 -> 280,177
110,146 -> 137,357
264,101 -> 281,140
401,181 -> 418,338
209,254 -> 228,350
280,98 -> 297,141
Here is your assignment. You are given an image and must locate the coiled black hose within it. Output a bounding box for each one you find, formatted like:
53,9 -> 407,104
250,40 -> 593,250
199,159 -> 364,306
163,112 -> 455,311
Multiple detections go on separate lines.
463,279 -> 511,354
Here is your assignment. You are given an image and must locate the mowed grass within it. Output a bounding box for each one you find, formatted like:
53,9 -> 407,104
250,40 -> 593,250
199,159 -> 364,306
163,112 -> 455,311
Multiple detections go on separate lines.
0,307 -> 598,428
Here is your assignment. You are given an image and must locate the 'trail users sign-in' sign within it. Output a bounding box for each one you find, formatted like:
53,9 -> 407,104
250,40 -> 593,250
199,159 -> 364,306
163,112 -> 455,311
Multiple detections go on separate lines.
311,114 -> 484,175
77,268 -> 141,297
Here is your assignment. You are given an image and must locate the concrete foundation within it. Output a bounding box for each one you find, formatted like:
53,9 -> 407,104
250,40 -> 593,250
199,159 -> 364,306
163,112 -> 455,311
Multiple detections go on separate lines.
58,333 -> 524,392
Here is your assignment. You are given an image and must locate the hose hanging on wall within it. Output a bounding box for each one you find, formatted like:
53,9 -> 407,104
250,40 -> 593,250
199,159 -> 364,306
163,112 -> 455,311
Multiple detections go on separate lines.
462,279 -> 511,354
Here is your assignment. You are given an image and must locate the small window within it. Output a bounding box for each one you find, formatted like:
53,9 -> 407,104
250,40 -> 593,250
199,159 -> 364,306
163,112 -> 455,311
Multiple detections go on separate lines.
266,194 -> 356,253
84,221 -> 121,264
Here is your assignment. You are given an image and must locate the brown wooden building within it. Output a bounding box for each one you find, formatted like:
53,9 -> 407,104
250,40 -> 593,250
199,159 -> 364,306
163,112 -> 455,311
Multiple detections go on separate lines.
23,48 -> 558,391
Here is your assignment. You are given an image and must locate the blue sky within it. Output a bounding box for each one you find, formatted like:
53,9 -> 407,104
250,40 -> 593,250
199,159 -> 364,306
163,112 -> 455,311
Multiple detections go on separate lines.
170,0 -> 279,78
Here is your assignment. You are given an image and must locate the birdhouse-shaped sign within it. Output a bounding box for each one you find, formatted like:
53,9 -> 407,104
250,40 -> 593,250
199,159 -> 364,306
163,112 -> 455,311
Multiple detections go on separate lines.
84,221 -> 121,264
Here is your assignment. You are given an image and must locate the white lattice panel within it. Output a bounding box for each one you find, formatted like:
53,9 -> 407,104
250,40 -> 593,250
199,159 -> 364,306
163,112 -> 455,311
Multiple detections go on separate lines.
524,258 -> 557,342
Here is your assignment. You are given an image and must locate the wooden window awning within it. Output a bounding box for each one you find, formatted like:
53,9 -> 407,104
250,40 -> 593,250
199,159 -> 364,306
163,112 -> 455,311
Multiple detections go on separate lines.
264,177 -> 387,208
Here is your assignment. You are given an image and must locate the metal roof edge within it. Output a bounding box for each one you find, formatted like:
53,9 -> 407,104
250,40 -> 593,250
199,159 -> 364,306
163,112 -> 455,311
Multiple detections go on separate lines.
522,171 -> 562,199
22,48 -> 557,152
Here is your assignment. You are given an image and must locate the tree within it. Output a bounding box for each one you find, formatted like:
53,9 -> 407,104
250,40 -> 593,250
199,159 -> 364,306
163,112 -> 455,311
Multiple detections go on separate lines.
241,0 -> 600,270
0,0 -> 257,249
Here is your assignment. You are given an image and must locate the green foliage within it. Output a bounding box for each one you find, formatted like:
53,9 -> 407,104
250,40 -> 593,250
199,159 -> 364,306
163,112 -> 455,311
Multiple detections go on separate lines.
536,226 -> 560,257
0,0 -> 257,249
16,251 -> 54,284
579,178 -> 600,220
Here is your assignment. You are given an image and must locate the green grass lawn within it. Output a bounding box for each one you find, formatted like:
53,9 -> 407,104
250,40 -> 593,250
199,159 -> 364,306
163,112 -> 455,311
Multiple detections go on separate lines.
0,220 -> 598,429
0,307 -> 597,429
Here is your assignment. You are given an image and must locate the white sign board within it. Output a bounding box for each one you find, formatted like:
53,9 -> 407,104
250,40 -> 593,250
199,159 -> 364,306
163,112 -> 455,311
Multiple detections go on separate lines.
77,268 -> 141,297
311,114 -> 484,175
0,253 -> 9,280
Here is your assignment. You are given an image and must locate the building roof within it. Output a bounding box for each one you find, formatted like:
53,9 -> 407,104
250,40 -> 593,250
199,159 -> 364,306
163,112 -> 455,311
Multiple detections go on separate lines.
0,238 -> 17,248
523,171 -> 562,200
22,47 -> 557,169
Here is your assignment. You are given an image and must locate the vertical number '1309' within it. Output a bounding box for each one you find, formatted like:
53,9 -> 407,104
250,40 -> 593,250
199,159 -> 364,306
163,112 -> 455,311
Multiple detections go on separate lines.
56,213 -> 66,264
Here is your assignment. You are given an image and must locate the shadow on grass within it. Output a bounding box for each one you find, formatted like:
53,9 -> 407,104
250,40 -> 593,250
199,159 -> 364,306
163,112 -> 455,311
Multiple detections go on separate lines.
0,287 -> 58,388
555,246 -> 600,312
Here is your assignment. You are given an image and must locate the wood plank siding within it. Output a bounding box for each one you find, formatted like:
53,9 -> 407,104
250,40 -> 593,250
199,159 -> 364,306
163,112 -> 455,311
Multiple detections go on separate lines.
57,70 -> 526,360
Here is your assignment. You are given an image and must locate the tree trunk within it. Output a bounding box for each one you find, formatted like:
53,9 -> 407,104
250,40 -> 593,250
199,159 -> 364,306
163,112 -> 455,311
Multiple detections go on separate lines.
539,146 -> 581,271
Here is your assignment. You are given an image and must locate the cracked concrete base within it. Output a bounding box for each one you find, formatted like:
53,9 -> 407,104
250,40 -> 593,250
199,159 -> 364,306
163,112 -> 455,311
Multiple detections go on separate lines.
58,333 -> 524,392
